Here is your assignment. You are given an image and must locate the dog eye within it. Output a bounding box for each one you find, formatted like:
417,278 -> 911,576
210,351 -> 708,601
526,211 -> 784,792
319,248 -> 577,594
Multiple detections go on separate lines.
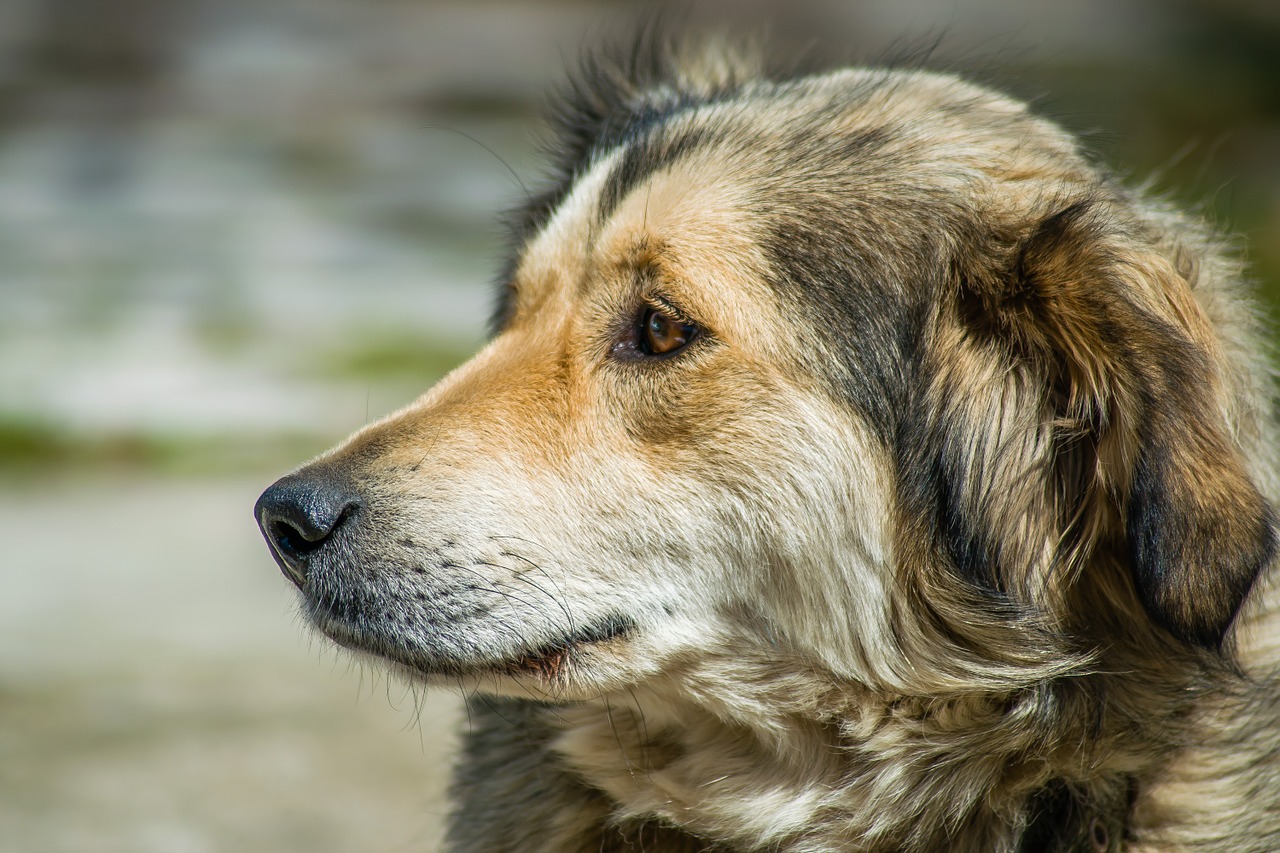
640,306 -> 699,357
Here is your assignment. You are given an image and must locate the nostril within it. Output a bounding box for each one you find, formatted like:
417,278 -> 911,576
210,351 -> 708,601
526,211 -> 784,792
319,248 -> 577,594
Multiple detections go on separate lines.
254,471 -> 361,585
269,519 -> 324,562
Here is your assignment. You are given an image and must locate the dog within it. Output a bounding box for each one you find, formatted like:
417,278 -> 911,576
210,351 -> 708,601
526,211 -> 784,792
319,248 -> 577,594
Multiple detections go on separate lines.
255,34 -> 1280,852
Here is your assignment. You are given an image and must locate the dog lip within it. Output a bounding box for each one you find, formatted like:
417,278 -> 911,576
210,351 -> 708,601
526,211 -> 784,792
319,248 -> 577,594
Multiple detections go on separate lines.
501,616 -> 634,679
320,612 -> 637,680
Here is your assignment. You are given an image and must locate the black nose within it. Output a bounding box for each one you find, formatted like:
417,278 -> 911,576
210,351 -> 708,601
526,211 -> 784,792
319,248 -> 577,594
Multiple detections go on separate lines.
255,471 -> 361,586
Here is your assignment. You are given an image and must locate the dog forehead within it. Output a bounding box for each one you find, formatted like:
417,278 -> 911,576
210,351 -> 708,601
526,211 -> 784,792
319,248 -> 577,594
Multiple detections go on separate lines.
514,146 -> 627,311
513,128 -> 784,344
593,158 -> 777,311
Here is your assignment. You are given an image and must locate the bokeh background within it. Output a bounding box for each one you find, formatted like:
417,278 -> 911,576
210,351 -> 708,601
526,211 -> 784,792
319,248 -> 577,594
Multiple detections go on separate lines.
2,1 -> 1277,851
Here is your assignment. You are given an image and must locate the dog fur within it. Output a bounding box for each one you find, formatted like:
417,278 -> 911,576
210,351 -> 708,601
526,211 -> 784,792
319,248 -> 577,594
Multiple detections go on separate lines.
257,35 -> 1280,852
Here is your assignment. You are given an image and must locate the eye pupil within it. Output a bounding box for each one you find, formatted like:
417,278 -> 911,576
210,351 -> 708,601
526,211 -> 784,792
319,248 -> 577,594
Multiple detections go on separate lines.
642,307 -> 696,356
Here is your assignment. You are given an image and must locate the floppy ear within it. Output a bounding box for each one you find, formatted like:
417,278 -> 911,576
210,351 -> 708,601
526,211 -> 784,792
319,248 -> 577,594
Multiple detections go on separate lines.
974,201 -> 1275,648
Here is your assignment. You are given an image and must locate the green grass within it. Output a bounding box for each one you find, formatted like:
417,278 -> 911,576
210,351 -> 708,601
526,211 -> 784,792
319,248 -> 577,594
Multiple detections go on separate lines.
0,418 -> 331,478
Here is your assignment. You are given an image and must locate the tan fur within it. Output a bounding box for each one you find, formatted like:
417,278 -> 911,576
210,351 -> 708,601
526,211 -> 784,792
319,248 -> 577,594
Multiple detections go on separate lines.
257,37 -> 1280,852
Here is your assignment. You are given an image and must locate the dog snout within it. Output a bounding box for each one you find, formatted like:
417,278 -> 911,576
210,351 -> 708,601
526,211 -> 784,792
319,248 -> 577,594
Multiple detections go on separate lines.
255,470 -> 362,586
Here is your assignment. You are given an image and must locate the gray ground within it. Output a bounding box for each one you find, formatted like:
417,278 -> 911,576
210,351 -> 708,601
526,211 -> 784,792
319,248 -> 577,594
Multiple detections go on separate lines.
0,476 -> 462,853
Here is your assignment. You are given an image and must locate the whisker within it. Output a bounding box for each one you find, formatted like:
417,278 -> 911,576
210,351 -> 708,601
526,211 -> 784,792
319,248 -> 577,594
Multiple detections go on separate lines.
419,123 -> 533,209
603,697 -> 636,780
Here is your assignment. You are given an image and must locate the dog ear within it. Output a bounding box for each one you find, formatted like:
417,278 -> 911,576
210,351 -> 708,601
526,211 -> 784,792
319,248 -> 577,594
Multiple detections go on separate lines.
968,201 -> 1275,648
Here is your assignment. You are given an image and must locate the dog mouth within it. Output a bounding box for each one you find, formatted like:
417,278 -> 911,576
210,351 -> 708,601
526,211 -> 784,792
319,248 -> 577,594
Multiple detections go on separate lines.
310,597 -> 635,683
293,551 -> 638,683
496,617 -> 634,680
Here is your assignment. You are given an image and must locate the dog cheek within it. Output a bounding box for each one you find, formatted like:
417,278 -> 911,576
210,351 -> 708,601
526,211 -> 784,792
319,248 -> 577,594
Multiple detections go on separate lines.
693,401 -> 900,683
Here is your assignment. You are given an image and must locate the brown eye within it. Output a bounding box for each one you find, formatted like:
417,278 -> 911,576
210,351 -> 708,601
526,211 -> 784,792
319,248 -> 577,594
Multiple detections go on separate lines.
640,305 -> 698,357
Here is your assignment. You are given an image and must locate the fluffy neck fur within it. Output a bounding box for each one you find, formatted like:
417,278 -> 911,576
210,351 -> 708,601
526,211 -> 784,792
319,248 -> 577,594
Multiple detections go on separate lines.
444,583 -> 1280,853
536,630 -> 1210,852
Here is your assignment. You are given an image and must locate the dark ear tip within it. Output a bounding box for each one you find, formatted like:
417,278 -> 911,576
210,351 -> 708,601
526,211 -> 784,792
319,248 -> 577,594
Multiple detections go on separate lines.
1146,513 -> 1274,652
1141,583 -> 1253,652
1128,449 -> 1276,652
1158,613 -> 1234,652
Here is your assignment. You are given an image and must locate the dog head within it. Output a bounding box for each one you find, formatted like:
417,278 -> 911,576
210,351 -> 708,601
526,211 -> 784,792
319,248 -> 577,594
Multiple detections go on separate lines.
256,40 -> 1274,700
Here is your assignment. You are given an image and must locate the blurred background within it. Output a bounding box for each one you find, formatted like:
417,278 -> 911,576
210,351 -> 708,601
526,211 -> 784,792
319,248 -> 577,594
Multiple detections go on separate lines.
1,0 -> 1277,850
